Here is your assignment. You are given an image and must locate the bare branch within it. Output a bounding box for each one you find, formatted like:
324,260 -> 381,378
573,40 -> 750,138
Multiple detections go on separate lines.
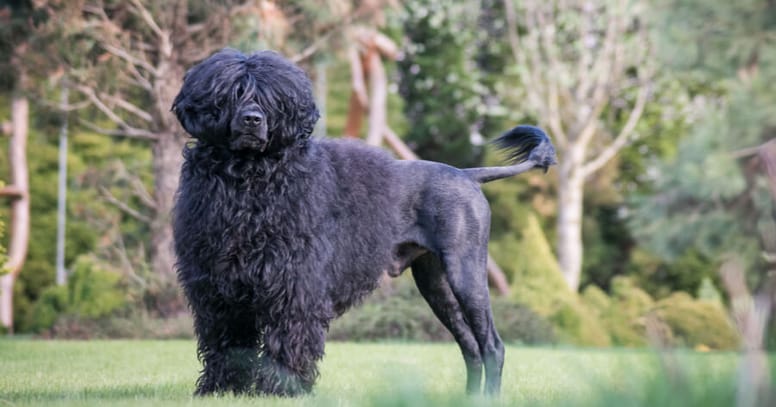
383,127 -> 418,160
731,139 -> 776,159
0,185 -> 25,199
503,0 -> 567,147
111,232 -> 148,289
130,176 -> 157,210
290,29 -> 339,64
366,50 -> 386,146
487,255 -> 511,296
75,85 -> 157,140
80,119 -> 158,140
39,98 -> 92,112
128,0 -> 165,39
576,3 -> 618,102
101,43 -> 158,76
574,95 -> 607,146
99,92 -> 153,122
539,19 -> 568,146
574,1 -> 596,98
582,80 -> 651,177
124,61 -> 154,91
348,46 -> 368,107
575,20 -> 620,149
290,5 -> 384,63
758,140 -> 776,204
99,186 -> 152,224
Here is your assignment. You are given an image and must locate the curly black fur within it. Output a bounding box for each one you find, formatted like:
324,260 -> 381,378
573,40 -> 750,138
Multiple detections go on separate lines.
171,48 -> 556,397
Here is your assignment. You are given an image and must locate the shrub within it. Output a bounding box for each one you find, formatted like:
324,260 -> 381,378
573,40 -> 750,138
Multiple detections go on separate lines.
45,313 -> 194,340
493,214 -> 611,346
583,278 -> 740,350
28,255 -> 128,332
328,279 -> 451,342
490,297 -> 555,345
583,277 -> 652,347
653,292 -> 739,350
329,277 -> 555,344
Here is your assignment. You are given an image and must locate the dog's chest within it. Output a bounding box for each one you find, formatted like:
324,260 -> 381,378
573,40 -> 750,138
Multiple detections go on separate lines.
212,176 -> 306,251
183,161 -> 323,277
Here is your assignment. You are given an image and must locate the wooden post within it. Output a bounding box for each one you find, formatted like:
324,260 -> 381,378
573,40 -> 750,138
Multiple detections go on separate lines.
0,94 -> 31,333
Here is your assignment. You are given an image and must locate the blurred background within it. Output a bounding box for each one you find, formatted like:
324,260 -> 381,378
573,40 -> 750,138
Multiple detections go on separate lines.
0,0 -> 773,358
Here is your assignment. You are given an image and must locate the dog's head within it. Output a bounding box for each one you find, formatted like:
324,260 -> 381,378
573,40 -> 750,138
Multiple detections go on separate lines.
172,49 -> 320,153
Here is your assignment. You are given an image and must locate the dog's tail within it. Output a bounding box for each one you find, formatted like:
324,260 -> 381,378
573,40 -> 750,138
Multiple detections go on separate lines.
463,125 -> 557,184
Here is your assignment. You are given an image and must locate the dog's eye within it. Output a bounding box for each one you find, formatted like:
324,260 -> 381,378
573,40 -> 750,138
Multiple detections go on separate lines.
234,84 -> 246,100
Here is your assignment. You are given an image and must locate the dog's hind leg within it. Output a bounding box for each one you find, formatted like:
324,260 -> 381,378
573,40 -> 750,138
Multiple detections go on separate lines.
443,248 -> 505,395
412,253 -> 484,394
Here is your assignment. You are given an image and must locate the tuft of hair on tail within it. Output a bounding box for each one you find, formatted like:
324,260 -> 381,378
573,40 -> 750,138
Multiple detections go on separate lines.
492,125 -> 548,164
462,125 -> 557,183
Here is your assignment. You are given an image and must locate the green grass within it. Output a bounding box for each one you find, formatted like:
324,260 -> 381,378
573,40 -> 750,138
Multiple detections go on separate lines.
0,340 -> 753,406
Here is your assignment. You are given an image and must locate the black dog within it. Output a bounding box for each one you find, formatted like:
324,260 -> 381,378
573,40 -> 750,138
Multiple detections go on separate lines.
171,48 -> 556,397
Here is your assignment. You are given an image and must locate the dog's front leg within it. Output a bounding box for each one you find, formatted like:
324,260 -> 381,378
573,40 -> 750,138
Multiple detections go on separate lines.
191,305 -> 259,396
254,318 -> 327,396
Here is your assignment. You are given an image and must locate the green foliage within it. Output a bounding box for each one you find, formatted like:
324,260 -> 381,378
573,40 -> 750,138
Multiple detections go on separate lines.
493,213 -> 611,347
329,277 -> 555,345
581,73 -> 695,293
654,0 -> 776,79
583,276 -> 739,349
583,278 -> 652,347
328,279 -> 451,342
474,0 -> 515,138
627,103 -> 768,265
632,0 -> 776,289
28,255 -> 128,332
653,292 -> 739,350
627,248 -> 719,300
0,94 -> 154,332
0,1 -> 48,91
581,205 -> 634,290
397,0 -> 485,167
696,277 -> 723,304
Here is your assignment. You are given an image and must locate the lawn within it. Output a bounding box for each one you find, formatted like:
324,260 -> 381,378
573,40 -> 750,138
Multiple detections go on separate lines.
0,340 -> 751,406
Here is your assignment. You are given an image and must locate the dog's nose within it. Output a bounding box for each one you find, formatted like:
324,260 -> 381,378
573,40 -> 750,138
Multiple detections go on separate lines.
241,111 -> 263,127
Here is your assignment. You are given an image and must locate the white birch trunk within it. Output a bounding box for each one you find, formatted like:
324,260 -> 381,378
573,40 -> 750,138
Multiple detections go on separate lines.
556,145 -> 585,291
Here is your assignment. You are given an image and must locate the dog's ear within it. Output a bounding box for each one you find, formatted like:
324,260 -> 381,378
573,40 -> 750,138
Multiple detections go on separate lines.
172,49 -> 244,142
171,91 -> 226,142
278,93 -> 320,144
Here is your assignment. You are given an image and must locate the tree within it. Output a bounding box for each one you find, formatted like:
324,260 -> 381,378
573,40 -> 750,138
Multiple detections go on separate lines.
397,0 -> 485,168
31,0 -> 404,315
501,0 -> 654,291
0,0 -> 39,332
630,0 -> 776,286
31,0 -> 268,314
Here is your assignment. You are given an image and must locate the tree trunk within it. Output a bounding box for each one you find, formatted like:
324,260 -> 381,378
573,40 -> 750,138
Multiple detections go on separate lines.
147,50 -> 187,316
148,128 -> 186,315
0,95 -> 30,332
556,145 -> 584,292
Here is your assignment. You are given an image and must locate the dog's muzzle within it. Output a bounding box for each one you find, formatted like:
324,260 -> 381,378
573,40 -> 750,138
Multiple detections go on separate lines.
230,108 -> 269,151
